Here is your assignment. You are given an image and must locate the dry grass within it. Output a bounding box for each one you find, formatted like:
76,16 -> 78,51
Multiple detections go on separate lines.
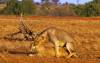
0,16 -> 100,63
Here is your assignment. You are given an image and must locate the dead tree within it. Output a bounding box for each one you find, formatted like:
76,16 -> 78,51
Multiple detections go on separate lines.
4,14 -> 38,41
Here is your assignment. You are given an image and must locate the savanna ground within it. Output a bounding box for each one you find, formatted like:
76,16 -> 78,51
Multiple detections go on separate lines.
0,16 -> 100,63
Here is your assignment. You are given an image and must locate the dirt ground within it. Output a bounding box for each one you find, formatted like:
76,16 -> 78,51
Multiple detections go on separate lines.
0,16 -> 100,63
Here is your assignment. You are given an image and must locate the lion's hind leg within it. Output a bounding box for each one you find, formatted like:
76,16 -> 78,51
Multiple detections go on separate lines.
66,42 -> 78,58
66,52 -> 78,58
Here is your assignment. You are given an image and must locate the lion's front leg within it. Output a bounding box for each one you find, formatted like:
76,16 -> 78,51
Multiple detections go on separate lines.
54,41 -> 60,57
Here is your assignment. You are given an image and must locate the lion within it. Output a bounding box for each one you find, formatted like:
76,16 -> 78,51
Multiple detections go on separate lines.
29,27 -> 77,58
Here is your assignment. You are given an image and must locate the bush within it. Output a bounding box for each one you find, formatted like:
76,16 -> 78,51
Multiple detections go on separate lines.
0,0 -> 36,15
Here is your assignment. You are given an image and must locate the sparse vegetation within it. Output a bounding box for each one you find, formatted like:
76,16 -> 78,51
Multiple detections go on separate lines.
0,16 -> 100,63
0,0 -> 100,63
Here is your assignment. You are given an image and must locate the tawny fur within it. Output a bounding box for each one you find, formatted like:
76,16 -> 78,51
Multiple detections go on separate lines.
30,27 -> 77,58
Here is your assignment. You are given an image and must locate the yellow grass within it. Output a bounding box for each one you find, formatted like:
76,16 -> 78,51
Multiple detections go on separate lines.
0,16 -> 100,63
